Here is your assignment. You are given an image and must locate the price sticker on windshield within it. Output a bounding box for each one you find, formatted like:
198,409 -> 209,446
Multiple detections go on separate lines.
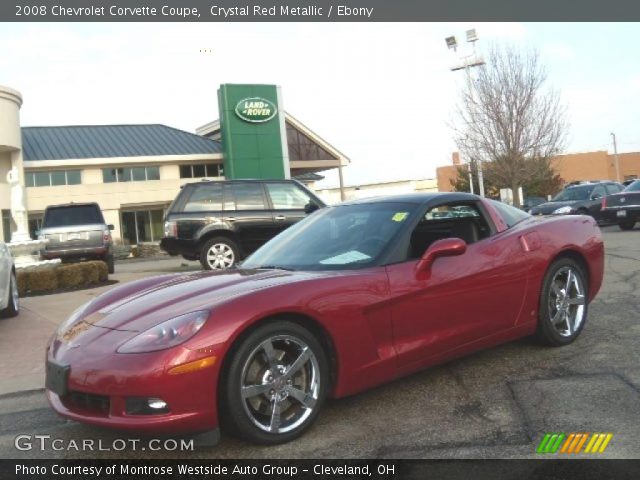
392,212 -> 409,222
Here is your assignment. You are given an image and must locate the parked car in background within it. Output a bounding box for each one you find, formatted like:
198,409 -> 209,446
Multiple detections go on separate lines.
0,241 -> 19,318
622,179 -> 637,188
601,179 -> 640,230
160,179 -> 325,270
521,196 -> 546,213
529,181 -> 624,222
39,203 -> 114,273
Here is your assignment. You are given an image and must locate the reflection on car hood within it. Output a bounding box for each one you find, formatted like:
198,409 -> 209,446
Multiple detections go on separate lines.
78,269 -> 320,333
530,201 -> 576,214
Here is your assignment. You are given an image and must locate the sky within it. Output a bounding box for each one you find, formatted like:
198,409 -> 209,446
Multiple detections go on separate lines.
1,22 -> 639,188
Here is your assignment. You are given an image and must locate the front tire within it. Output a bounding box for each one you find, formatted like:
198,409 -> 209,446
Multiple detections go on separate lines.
1,271 -> 19,318
199,237 -> 239,271
536,258 -> 588,346
619,220 -> 636,231
220,321 -> 329,445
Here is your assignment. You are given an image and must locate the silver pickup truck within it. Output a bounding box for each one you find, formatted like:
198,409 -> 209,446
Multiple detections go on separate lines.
38,203 -> 114,273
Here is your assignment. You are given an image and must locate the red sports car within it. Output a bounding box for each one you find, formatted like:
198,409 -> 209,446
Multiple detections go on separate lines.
46,193 -> 604,445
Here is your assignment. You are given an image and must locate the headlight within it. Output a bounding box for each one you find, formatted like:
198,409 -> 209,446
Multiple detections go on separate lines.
553,206 -> 573,214
117,310 -> 209,354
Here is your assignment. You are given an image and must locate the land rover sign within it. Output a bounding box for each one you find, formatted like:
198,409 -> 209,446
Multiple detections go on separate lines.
234,97 -> 278,123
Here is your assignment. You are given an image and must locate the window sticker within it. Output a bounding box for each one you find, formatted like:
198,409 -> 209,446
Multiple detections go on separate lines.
319,250 -> 371,265
392,212 -> 409,222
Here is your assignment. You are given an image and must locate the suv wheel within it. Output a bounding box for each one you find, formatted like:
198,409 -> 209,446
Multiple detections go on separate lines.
105,254 -> 115,274
200,237 -> 239,271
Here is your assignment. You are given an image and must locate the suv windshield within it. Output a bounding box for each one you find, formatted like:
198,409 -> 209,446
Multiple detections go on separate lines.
241,202 -> 418,271
552,185 -> 593,202
43,205 -> 103,228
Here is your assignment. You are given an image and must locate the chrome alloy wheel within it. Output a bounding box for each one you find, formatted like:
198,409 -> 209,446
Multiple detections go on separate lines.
548,266 -> 586,337
206,243 -> 235,270
240,335 -> 320,434
10,272 -> 18,312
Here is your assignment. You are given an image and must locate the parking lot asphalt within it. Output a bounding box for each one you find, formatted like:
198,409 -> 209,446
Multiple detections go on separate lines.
0,226 -> 638,459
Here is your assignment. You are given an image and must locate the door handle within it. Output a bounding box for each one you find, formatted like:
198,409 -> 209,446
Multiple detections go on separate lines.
224,217 -> 236,222
274,215 -> 286,221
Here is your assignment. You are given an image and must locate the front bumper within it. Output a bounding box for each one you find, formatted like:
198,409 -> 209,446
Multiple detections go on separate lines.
46,335 -> 220,435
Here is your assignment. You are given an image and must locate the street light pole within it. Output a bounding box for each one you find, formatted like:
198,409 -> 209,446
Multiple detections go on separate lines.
611,132 -> 621,183
446,29 -> 486,197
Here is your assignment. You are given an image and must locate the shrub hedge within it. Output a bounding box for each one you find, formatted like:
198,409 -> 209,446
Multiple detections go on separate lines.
17,261 -> 109,296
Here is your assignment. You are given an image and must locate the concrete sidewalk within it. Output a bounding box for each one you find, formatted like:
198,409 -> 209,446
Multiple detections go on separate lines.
0,258 -> 200,395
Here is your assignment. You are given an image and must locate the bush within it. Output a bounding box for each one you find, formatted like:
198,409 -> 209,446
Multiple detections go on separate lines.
16,260 -> 109,296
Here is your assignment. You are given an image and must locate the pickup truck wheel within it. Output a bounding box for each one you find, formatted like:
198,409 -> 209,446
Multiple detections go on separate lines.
200,237 -> 239,271
619,220 -> 636,231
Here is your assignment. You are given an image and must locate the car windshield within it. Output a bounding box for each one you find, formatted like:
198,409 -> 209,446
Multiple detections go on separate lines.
551,185 -> 592,202
623,180 -> 640,192
43,205 -> 103,228
241,202 -> 418,271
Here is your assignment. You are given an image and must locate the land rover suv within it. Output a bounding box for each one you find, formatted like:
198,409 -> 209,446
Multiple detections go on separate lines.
160,179 -> 325,270
39,203 -> 115,273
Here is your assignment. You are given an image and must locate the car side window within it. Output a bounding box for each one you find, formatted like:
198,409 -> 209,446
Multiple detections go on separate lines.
182,183 -> 223,212
606,183 -> 622,194
224,183 -> 266,211
407,202 -> 491,260
266,183 -> 313,210
591,185 -> 606,199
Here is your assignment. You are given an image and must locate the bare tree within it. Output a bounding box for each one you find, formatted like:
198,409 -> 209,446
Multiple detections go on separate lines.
453,45 -> 568,206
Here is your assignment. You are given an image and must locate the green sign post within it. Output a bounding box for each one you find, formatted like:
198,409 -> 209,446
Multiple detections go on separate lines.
218,84 -> 289,179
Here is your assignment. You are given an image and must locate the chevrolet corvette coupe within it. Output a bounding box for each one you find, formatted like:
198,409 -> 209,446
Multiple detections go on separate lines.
46,193 -> 604,445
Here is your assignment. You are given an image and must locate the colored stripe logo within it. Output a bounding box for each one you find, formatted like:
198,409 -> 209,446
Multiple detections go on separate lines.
537,433 -> 613,454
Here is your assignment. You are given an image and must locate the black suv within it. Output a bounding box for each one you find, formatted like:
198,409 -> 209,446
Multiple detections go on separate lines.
529,181 -> 624,222
160,179 -> 325,270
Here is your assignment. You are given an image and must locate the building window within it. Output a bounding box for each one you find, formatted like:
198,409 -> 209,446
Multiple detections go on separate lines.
179,163 -> 223,178
26,170 -> 82,187
28,216 -> 43,240
102,166 -> 160,183
121,209 -> 165,245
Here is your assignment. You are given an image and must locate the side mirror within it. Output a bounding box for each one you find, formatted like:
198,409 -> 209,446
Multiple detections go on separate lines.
416,237 -> 467,276
107,224 -> 115,230
591,193 -> 602,200
304,201 -> 320,214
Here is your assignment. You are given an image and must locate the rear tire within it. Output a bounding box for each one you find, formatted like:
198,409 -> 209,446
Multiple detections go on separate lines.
199,237 -> 239,271
220,321 -> 329,445
105,254 -> 115,274
619,220 -> 636,231
536,258 -> 588,347
0,271 -> 19,318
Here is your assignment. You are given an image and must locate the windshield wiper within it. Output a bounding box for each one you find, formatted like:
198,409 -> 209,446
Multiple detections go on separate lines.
255,265 -> 295,271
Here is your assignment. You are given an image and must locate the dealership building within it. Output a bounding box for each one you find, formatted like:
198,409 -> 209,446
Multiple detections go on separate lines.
0,84 -> 349,244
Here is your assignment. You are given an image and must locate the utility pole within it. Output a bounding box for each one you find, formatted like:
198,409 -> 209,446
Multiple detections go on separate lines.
611,132 -> 621,183
446,29 -> 486,197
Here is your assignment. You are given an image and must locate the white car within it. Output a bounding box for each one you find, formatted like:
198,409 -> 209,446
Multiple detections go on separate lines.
0,242 -> 19,317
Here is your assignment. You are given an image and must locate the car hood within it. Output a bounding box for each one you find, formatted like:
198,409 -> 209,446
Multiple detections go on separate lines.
77,269 -> 320,334
531,200 -> 576,214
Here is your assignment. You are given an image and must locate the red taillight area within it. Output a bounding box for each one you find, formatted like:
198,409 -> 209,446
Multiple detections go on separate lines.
165,221 -> 177,237
601,197 -> 607,209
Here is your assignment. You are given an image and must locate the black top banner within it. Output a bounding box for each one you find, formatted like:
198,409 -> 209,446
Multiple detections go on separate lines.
2,0 -> 640,22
